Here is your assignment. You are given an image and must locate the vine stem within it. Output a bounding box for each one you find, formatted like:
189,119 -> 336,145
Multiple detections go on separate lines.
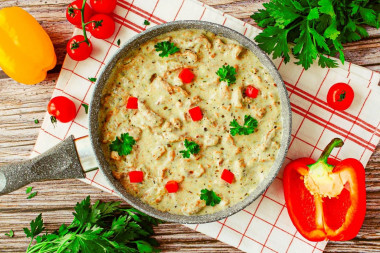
80,0 -> 90,46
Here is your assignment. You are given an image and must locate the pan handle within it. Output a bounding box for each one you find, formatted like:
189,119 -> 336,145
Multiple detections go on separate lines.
0,135 -> 85,195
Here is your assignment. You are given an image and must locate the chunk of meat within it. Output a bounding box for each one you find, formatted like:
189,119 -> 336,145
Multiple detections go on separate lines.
127,127 -> 142,141
175,50 -> 198,63
219,81 -> 231,99
161,131 -> 182,143
233,159 -> 246,181
261,128 -> 276,151
228,44 -> 243,59
153,76 -> 175,94
170,118 -> 182,129
152,145 -> 167,160
110,151 -> 121,161
182,199 -> 206,215
231,86 -> 243,108
204,134 -> 220,147
130,101 -> 164,128
195,34 -> 212,49
112,170 -> 126,180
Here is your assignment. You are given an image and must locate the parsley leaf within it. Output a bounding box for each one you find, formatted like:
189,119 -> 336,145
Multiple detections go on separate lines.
24,196 -> 162,253
179,139 -> 200,158
109,133 -> 136,156
117,39 -> 121,46
26,186 -> 33,194
216,65 -> 237,86
154,41 -> 180,57
88,77 -> 97,82
230,115 -> 258,136
34,119 -> 39,124
200,189 -> 221,206
144,19 -> 151,25
82,103 -> 89,114
251,0 -> 380,69
27,191 -> 38,199
50,116 -> 57,127
5,229 -> 14,238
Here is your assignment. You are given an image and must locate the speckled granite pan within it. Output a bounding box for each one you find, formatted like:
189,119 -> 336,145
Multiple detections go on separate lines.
0,21 -> 291,224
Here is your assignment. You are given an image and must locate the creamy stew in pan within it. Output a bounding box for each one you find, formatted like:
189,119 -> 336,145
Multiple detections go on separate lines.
99,29 -> 282,215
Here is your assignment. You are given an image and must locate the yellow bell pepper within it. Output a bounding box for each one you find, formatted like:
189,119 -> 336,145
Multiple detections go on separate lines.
0,7 -> 56,85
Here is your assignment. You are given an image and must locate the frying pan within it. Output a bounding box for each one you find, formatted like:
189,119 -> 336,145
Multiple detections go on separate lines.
0,21 -> 291,224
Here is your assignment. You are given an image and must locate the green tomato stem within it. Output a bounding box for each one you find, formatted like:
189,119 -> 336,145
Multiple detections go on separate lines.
80,0 -> 90,46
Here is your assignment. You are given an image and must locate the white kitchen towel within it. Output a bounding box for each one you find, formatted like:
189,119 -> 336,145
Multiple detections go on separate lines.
30,0 -> 380,252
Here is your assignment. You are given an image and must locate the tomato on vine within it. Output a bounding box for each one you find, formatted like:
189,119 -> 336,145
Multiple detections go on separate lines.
90,0 -> 117,14
88,14 -> 115,39
327,82 -> 354,111
66,0 -> 93,27
67,35 -> 93,61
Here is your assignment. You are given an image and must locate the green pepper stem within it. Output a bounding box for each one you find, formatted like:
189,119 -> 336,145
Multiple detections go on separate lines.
317,138 -> 344,163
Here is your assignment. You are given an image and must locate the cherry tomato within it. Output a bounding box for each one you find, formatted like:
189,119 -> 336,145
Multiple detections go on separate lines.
66,0 -> 93,28
47,96 -> 77,123
90,0 -> 117,14
129,171 -> 144,183
165,181 -> 179,193
179,68 -> 195,83
88,14 -> 115,39
189,106 -> 203,121
245,85 -> 259,99
327,82 -> 354,111
221,169 -> 234,184
126,96 -> 138,109
67,35 -> 93,61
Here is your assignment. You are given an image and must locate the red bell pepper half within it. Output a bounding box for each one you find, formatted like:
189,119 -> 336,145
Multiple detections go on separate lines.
283,138 -> 366,241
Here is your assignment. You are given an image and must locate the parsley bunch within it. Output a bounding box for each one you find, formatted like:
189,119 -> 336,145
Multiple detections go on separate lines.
179,139 -> 200,158
200,189 -> 221,206
110,133 -> 136,156
230,115 -> 258,136
24,196 -> 162,253
252,0 -> 379,70
216,65 -> 237,85
154,41 -> 180,57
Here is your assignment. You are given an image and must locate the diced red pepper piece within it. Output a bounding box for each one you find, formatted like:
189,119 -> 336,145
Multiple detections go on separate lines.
189,106 -> 203,121
221,169 -> 234,184
165,180 -> 179,193
179,68 -> 195,83
129,171 -> 143,183
126,96 -> 138,109
245,85 -> 259,98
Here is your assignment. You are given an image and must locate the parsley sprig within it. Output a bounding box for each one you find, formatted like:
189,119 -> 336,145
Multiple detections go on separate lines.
110,133 -> 136,156
251,0 -> 379,70
179,139 -> 200,158
24,196 -> 162,253
5,229 -> 14,238
230,115 -> 258,136
154,41 -> 180,57
216,65 -> 237,86
200,189 -> 221,206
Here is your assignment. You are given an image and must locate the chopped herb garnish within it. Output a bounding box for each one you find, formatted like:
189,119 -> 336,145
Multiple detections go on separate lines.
34,119 -> 39,124
5,229 -> 14,238
27,191 -> 38,199
117,39 -> 121,46
200,189 -> 221,206
82,103 -> 89,114
26,186 -> 33,194
216,65 -> 237,86
144,19 -> 150,25
230,115 -> 258,136
154,41 -> 180,57
50,116 -> 57,127
88,77 -> 97,82
179,139 -> 200,158
23,196 -> 161,253
109,133 -> 136,156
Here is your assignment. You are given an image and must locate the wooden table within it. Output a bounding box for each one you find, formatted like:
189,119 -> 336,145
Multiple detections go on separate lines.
0,0 -> 379,252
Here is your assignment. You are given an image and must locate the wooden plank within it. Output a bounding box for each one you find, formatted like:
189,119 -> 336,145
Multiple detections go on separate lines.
0,0 -> 379,252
